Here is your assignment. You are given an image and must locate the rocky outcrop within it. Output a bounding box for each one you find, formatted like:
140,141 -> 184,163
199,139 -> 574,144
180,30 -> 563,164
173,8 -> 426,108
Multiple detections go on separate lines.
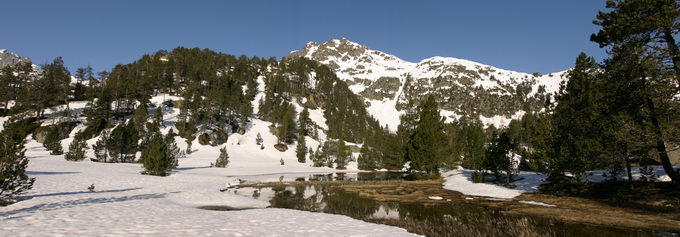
0,49 -> 30,68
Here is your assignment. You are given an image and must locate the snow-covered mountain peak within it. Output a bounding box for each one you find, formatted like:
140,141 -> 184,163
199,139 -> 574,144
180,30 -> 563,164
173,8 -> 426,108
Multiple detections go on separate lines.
288,38 -> 569,130
289,38 -> 413,83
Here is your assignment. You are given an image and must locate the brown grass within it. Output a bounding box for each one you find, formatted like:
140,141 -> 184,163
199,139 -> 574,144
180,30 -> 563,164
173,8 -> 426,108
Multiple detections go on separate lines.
244,179 -> 680,234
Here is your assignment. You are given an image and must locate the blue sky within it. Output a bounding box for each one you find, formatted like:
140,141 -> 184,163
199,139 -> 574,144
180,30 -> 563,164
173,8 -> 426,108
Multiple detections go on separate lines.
1,1 -> 607,74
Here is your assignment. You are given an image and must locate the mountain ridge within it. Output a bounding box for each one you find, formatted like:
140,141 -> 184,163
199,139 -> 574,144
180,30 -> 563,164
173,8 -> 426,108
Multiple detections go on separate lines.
288,38 -> 568,129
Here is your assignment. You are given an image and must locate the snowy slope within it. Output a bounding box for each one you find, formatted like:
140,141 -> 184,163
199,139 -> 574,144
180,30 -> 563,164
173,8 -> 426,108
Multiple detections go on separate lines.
0,139 -> 416,236
442,164 -> 679,199
289,38 -> 569,129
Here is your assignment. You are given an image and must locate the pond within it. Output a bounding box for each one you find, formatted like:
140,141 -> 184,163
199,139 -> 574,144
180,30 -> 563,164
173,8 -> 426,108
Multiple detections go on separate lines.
221,172 -> 673,237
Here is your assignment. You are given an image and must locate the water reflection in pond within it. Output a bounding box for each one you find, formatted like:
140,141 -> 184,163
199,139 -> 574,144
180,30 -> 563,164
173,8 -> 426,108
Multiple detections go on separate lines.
227,172 -> 668,237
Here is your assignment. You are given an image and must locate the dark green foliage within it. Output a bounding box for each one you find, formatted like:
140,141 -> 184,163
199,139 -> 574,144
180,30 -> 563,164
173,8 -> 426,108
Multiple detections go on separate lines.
592,0 -> 680,182
139,117 -> 161,153
198,133 -> 210,146
0,66 -> 16,112
298,107 -> 311,136
523,54 -> 611,180
73,66 -> 94,101
335,140 -> 350,169
64,135 -> 88,161
213,146 -> 229,168
442,123 -> 463,168
359,127 -> 404,170
164,129 -> 181,168
107,122 -> 139,163
238,101 -> 253,134
459,119 -> 487,171
1,62 -> 33,115
153,106 -> 163,128
0,117 -> 39,145
541,53 -> 608,179
141,133 -> 172,176
357,145 -> 374,170
43,126 -> 64,155
312,143 -> 326,167
259,95 -> 298,144
262,57 -> 380,144
0,122 -> 35,204
406,95 -> 447,174
82,92 -> 113,138
132,105 -> 148,136
296,135 -> 306,163
591,0 -> 679,86
93,129 -> 110,162
24,57 -> 71,118
485,131 -> 516,183
397,93 -> 419,146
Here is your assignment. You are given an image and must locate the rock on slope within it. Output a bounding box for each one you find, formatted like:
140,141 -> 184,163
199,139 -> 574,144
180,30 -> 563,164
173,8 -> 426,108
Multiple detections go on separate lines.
0,49 -> 31,68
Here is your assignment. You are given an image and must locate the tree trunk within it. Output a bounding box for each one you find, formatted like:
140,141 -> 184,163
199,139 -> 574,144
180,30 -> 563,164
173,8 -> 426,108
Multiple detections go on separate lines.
506,166 -> 511,184
645,97 -> 680,182
624,145 -> 634,189
663,28 -> 680,88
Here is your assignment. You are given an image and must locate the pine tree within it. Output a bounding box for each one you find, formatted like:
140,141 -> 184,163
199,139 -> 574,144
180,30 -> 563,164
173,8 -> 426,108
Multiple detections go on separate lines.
74,67 -> 87,101
246,76 -> 259,100
296,135 -> 306,163
592,0 -> 680,182
485,131 -> 515,183
238,101 -> 252,134
141,133 -> 172,176
312,144 -> 325,167
10,62 -> 35,112
335,140 -> 350,169
443,123 -> 463,169
592,0 -> 680,87
28,57 -> 71,118
0,131 -> 35,204
299,107 -> 311,136
406,95 -> 446,174
43,127 -> 64,155
397,90 -> 419,149
323,142 -> 333,168
108,122 -> 138,162
165,129 -> 182,168
0,66 -> 16,111
65,136 -> 88,161
132,104 -> 148,135
153,105 -> 164,128
93,129 -> 110,162
213,146 -> 229,168
543,53 -> 606,180
460,119 -> 487,172
358,144 -> 374,170
276,102 -> 297,144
